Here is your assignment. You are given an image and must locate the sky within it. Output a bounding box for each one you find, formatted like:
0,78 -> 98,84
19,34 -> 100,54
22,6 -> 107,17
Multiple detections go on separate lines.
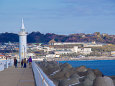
0,0 -> 115,35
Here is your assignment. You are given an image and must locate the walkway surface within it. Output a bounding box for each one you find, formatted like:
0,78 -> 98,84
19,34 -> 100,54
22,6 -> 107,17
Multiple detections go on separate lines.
0,64 -> 35,86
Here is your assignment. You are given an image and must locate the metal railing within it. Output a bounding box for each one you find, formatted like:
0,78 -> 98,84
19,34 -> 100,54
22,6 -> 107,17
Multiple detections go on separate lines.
0,59 -> 14,71
32,61 -> 56,86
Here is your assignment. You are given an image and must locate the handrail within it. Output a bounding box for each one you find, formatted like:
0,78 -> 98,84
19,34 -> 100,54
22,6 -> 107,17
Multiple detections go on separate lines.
0,59 -> 14,71
32,61 -> 55,86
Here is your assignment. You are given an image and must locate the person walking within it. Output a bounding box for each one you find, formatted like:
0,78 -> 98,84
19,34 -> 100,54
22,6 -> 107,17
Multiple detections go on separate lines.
23,58 -> 27,68
14,57 -> 18,68
28,56 -> 32,67
21,59 -> 23,68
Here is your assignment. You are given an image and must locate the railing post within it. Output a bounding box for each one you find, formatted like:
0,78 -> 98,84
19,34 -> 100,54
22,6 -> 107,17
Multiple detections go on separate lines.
6,60 -> 8,68
0,61 -> 4,71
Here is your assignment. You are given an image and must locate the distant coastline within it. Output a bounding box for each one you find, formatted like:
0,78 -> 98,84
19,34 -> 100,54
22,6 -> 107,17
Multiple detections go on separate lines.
48,56 -> 115,61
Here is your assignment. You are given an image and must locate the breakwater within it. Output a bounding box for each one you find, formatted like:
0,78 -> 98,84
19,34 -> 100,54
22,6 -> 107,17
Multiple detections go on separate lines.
37,60 -> 115,86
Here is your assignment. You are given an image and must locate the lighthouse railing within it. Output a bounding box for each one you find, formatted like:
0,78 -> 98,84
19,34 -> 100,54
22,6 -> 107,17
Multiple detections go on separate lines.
32,61 -> 55,86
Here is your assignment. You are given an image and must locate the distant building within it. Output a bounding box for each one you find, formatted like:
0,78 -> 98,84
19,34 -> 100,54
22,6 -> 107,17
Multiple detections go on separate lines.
46,54 -> 60,58
53,42 -> 104,47
49,39 -> 56,45
83,44 -> 103,47
53,42 -> 84,45
0,55 -> 5,59
72,46 -> 92,55
55,50 -> 73,55
111,51 -> 115,56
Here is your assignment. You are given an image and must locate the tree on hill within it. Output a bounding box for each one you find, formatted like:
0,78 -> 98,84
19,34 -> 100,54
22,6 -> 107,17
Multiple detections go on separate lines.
0,32 -> 18,43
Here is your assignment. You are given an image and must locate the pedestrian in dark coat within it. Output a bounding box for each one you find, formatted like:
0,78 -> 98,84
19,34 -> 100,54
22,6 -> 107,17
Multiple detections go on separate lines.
14,57 -> 18,68
21,59 -> 23,68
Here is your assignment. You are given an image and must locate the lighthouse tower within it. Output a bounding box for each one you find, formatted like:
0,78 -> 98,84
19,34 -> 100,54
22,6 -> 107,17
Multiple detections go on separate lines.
19,18 -> 27,62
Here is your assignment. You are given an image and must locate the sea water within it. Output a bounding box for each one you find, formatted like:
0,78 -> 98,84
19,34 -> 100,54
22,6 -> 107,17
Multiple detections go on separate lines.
59,60 -> 115,76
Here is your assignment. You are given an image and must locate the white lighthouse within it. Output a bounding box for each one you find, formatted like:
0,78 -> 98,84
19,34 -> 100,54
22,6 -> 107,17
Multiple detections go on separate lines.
19,18 -> 27,62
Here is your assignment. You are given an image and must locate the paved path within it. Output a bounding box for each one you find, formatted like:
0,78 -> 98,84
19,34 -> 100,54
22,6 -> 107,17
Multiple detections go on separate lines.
0,64 -> 35,86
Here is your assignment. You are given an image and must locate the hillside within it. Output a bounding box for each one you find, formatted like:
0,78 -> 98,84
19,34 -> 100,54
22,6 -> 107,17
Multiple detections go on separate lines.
0,32 -> 115,44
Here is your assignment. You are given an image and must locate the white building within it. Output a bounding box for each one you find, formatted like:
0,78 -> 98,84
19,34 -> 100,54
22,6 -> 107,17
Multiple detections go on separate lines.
72,46 -> 92,55
46,54 -> 60,58
55,50 -> 73,55
83,44 -> 103,47
19,18 -> 27,62
42,46 -> 55,52
53,42 -> 103,47
0,55 -> 5,59
54,42 -> 85,45
111,51 -> 115,56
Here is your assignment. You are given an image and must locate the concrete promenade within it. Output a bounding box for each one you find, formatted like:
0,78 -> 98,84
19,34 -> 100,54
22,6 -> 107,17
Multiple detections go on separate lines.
0,64 -> 35,86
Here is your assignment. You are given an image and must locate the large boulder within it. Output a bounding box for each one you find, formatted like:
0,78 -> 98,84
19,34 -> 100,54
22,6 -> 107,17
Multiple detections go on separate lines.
83,70 -> 96,86
83,78 -> 94,86
93,69 -> 103,77
76,66 -> 88,73
39,61 -> 60,75
77,71 -> 88,77
87,70 -> 96,81
76,66 -> 88,77
60,63 -> 72,71
94,76 -> 114,86
59,77 -> 79,86
70,73 -> 80,79
51,70 -> 69,80
51,68 -> 76,80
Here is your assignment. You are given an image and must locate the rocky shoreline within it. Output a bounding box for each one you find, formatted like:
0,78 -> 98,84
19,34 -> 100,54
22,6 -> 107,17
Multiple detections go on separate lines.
37,60 -> 115,86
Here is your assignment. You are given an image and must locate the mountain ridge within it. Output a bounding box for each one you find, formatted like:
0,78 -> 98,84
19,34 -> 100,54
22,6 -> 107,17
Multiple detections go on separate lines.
0,32 -> 115,44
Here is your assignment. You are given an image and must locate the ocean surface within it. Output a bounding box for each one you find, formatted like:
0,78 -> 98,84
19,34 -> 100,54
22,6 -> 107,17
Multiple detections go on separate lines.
59,60 -> 115,76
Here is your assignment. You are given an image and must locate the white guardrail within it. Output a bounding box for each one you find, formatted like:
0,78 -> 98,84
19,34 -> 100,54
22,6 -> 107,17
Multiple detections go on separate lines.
0,59 -> 14,71
32,61 -> 56,86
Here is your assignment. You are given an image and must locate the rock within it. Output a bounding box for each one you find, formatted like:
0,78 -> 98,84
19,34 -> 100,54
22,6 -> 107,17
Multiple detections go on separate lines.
38,61 -> 110,86
93,69 -> 103,77
77,71 -> 87,77
75,83 -> 84,86
60,63 -> 72,71
39,61 -> 60,75
79,76 -> 86,83
64,72 -> 70,78
70,73 -> 80,79
83,78 -> 93,86
51,68 -> 76,80
46,64 -> 60,75
51,71 -> 67,80
59,77 -> 80,86
53,80 -> 59,86
94,76 -> 114,86
76,66 -> 88,73
87,70 -> 96,81
83,70 -> 96,86
109,76 -> 115,86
